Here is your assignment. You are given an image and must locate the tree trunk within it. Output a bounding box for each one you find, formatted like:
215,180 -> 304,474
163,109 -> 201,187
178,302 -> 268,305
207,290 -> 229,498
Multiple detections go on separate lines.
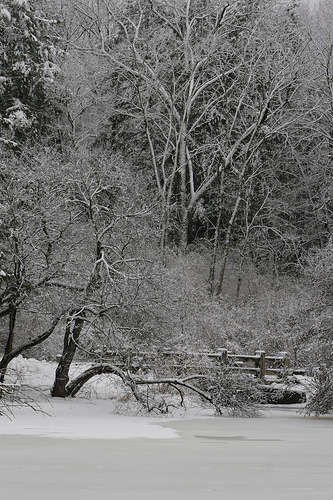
178,128 -> 189,253
51,233 -> 103,397
51,312 -> 85,397
159,199 -> 170,264
217,189 -> 243,295
0,303 -> 17,384
209,168 -> 225,293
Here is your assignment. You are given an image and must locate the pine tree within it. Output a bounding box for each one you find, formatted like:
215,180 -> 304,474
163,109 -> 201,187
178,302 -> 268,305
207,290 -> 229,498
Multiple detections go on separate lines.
0,0 -> 59,146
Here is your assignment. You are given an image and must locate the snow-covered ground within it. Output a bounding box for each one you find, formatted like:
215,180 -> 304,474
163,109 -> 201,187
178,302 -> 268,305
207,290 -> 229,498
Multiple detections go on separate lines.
1,356 -> 333,500
0,355 -> 181,439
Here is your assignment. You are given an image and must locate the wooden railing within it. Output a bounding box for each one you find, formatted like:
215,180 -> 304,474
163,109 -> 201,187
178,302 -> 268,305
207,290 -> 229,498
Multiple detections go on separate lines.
210,349 -> 291,379
91,348 -> 302,380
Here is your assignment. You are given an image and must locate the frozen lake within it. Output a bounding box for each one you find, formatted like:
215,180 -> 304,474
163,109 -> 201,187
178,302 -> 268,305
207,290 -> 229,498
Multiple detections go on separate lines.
1,407 -> 333,500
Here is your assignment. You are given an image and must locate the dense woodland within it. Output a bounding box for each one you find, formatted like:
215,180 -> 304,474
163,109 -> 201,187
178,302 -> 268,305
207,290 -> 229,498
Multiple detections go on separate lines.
0,0 -> 332,415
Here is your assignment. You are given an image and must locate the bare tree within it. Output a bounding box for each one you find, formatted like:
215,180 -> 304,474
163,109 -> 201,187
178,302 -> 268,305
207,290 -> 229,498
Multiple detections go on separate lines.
62,1 -> 311,291
50,154 -> 154,397
0,149 -> 73,382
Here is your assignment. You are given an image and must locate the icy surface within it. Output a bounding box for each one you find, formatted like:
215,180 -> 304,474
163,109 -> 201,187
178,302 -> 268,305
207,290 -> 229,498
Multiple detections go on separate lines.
1,408 -> 333,500
1,356 -> 333,499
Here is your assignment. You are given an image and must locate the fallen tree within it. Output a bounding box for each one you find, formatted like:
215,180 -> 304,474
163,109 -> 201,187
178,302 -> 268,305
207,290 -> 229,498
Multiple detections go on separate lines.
60,362 -> 264,417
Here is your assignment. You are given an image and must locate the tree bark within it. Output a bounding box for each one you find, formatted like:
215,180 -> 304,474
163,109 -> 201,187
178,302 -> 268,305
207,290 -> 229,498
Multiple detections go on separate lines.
0,303 -> 17,384
209,167 -> 225,293
217,188 -> 243,295
178,126 -> 189,253
51,312 -> 86,397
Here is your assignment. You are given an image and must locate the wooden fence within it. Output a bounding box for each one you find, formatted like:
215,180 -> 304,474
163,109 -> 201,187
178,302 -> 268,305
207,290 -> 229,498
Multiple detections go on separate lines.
209,349 -> 291,379
92,348 -> 303,380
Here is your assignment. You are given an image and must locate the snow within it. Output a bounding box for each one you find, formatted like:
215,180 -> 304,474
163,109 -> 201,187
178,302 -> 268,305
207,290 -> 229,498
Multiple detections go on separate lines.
0,397 -> 178,440
1,356 -> 333,499
1,355 -> 178,439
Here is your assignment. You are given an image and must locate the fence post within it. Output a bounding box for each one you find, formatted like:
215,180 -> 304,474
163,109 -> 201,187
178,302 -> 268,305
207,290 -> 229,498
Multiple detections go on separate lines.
255,350 -> 266,379
217,348 -> 228,366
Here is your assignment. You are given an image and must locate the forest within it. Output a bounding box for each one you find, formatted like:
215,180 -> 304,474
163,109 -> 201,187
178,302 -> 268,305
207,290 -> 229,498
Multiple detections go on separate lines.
0,0 -> 332,416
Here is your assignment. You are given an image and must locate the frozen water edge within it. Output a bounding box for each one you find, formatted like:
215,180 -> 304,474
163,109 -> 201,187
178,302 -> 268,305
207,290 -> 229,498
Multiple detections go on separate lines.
1,406 -> 333,500
0,396 -> 180,440
1,356 -> 333,499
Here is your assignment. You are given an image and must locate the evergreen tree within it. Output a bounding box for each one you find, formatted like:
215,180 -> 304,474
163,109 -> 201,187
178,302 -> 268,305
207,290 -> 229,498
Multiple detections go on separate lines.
0,0 -> 59,146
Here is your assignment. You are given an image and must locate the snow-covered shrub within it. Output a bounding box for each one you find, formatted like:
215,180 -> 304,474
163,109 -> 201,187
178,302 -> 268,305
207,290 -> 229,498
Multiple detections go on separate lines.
305,365 -> 333,416
200,370 -> 265,417
0,382 -> 43,419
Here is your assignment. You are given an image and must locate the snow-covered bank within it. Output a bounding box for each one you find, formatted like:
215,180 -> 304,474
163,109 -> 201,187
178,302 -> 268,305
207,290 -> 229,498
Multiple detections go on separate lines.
1,355 -> 181,439
0,397 -> 179,439
0,355 -> 318,442
1,357 -> 333,499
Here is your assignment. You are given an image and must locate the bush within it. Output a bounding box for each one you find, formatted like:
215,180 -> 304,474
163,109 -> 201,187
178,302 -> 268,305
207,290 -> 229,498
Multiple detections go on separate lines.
202,370 -> 265,417
305,365 -> 333,416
